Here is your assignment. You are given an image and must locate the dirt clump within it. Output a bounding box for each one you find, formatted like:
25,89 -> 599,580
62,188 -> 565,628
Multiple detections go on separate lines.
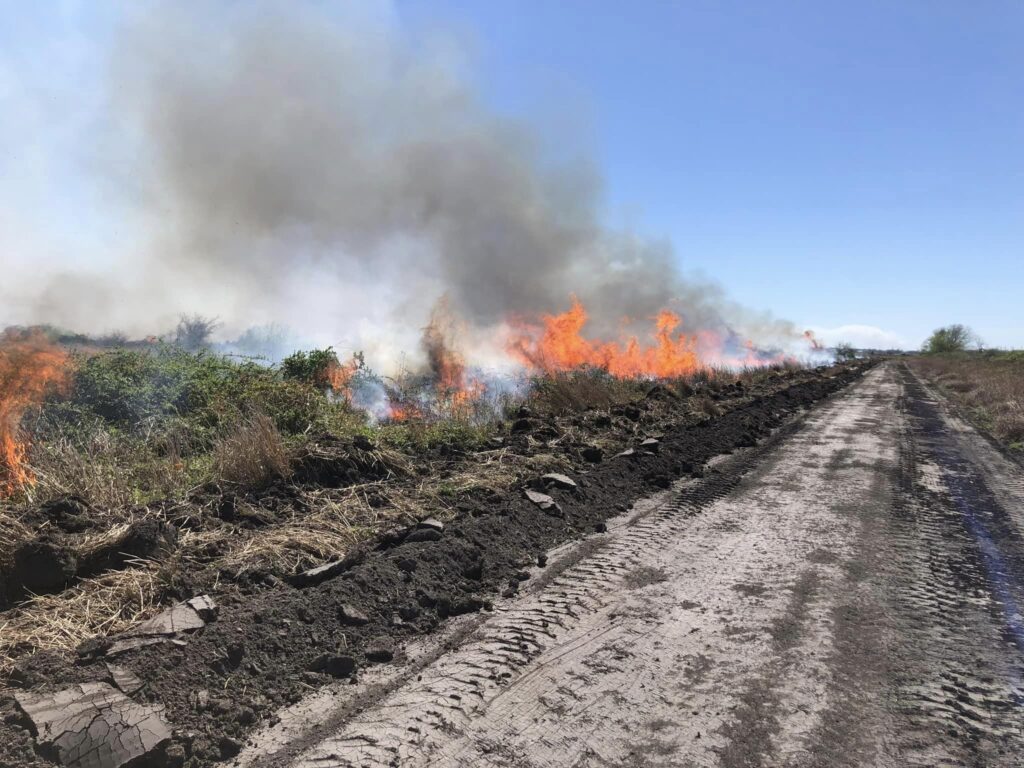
9,539 -> 78,597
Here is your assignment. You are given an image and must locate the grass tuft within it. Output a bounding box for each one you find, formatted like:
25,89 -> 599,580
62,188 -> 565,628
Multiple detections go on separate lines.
213,413 -> 291,489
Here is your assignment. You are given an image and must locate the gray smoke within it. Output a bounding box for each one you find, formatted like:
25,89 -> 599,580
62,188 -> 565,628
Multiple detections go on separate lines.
9,0 -> 803,365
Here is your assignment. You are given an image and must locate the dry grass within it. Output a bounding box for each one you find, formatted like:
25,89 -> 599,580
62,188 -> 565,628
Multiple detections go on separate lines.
0,440 -> 544,680
528,369 -> 645,415
213,413 -> 292,489
210,445 -> 545,578
692,395 -> 723,418
0,508 -> 31,555
26,430 -> 205,508
75,522 -> 134,561
910,354 -> 1024,449
0,566 -> 161,684
994,403 -> 1024,445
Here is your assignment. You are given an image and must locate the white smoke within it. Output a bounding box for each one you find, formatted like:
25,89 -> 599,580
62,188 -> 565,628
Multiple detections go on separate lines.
4,0 -> 808,371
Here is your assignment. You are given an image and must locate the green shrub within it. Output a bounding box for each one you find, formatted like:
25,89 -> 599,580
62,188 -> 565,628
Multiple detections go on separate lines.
281,347 -> 363,390
51,346 -> 355,452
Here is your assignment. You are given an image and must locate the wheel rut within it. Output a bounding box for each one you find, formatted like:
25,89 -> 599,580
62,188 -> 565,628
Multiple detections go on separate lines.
885,365 -> 1024,765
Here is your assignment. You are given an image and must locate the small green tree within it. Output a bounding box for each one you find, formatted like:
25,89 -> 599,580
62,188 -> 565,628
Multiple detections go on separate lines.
834,342 -> 857,361
923,324 -> 980,354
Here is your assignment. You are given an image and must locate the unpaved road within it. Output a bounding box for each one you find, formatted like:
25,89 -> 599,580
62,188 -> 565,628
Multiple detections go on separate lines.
240,363 -> 1024,767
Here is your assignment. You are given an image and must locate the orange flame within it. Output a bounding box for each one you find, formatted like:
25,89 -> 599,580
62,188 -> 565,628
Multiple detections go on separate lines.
420,297 -> 484,417
803,330 -> 824,351
324,357 -> 360,396
386,402 -> 422,422
509,298 -> 703,378
0,330 -> 72,496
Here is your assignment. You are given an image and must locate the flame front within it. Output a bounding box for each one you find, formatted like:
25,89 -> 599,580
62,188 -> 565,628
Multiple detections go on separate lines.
508,298 -> 703,378
0,331 -> 72,496
420,297 -> 484,418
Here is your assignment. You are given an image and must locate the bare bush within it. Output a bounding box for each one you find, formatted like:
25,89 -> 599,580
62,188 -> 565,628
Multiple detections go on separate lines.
213,413 -> 291,488
174,314 -> 219,352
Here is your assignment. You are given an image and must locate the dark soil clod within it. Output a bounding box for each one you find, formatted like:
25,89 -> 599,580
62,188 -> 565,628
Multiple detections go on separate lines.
309,654 -> 356,678
9,539 -> 77,597
337,604 -> 371,626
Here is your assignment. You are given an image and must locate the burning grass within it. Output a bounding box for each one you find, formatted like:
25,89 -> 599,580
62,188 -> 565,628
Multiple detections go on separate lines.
0,331 -> 71,495
909,351 -> 1024,450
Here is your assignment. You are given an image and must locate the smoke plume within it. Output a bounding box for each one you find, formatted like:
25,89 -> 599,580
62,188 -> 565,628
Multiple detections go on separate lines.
7,1 -> 802,369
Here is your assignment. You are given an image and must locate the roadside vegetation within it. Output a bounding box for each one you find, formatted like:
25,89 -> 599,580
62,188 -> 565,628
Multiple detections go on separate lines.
911,325 -> 1023,452
0,322 -> 828,680
911,351 -> 1024,452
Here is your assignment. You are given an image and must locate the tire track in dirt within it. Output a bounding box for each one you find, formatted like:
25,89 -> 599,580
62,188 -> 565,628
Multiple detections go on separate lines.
882,366 -> 1024,766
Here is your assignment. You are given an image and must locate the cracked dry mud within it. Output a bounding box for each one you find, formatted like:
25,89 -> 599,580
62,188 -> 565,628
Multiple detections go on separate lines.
15,683 -> 170,768
236,363 -> 1024,767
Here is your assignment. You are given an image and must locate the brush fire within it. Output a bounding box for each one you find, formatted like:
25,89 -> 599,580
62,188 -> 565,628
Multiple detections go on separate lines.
0,295 -> 825,500
507,297 -> 802,378
297,294 -> 821,426
0,331 -> 71,497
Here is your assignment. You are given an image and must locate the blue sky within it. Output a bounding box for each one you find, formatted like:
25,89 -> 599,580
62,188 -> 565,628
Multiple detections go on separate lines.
2,1 -> 1022,349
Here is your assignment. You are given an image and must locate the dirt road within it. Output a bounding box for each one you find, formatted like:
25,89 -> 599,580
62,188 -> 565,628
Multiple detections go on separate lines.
236,362 -> 1024,767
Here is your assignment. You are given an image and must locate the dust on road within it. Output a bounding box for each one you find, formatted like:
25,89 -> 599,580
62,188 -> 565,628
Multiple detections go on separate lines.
239,362 -> 1024,767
